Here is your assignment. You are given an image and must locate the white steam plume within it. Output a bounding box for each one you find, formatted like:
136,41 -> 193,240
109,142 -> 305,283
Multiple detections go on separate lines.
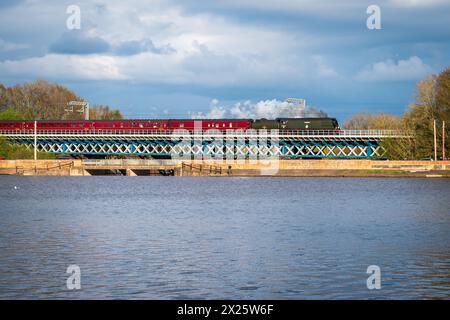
191,99 -> 327,119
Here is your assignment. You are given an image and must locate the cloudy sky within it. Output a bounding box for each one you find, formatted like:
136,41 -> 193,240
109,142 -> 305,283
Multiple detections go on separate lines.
0,0 -> 449,121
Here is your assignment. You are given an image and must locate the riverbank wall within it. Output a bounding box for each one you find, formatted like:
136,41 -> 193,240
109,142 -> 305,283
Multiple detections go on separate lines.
1,159 -> 449,177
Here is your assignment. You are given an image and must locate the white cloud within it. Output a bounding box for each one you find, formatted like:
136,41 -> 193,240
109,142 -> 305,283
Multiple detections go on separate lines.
312,56 -> 338,78
191,106 -> 227,119
0,54 -> 127,80
0,0 -> 340,86
0,0 -> 446,94
355,56 -> 433,82
0,38 -> 338,87
389,0 -> 449,7
175,0 -> 362,16
0,38 -> 28,51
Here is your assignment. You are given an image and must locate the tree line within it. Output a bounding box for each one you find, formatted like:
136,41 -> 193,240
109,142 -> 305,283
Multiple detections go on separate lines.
0,80 -> 123,159
344,67 -> 449,160
0,80 -> 123,121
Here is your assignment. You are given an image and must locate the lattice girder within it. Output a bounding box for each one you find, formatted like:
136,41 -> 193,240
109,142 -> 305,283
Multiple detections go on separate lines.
5,135 -> 385,159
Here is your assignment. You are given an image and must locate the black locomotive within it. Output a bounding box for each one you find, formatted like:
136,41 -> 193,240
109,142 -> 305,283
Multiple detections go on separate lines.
251,118 -> 339,130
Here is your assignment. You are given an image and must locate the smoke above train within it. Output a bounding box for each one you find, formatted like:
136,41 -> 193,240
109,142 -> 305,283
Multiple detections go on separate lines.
190,99 -> 327,120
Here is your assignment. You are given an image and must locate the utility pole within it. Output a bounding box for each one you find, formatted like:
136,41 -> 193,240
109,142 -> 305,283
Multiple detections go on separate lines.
34,120 -> 37,161
443,121 -> 446,160
85,102 -> 90,120
433,120 -> 437,161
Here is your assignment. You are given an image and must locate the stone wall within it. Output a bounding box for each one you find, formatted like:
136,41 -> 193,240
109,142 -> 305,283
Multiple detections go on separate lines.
1,159 -> 449,176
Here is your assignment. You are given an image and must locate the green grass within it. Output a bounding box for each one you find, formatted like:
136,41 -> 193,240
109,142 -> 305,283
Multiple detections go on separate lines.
0,137 -> 55,160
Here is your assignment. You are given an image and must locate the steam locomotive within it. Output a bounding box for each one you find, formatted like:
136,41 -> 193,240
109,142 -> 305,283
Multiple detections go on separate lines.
0,117 -> 340,132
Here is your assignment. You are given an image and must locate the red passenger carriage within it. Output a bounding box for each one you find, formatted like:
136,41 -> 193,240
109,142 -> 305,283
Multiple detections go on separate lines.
0,119 -> 253,132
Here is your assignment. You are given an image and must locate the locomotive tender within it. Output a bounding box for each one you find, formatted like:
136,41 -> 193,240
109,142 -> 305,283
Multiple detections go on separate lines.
0,117 -> 340,132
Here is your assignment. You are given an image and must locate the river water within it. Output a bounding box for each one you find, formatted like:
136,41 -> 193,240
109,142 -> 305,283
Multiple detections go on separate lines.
0,176 -> 449,299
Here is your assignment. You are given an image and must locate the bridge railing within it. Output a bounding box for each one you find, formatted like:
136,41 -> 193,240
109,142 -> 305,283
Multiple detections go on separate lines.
0,129 -> 406,137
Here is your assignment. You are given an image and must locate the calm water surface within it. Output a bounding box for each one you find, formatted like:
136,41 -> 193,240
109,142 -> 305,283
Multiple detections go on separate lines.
0,176 -> 449,299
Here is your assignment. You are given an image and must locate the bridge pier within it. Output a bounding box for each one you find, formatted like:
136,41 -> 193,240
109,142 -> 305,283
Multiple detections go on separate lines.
126,168 -> 137,176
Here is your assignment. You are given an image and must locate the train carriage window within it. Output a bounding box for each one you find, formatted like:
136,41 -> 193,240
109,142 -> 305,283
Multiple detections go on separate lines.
139,123 -> 143,128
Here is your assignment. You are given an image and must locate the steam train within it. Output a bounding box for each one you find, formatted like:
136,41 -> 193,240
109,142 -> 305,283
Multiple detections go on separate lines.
0,117 -> 340,132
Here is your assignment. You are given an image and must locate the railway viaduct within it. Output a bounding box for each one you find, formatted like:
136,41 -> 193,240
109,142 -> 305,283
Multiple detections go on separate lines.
0,129 -> 407,159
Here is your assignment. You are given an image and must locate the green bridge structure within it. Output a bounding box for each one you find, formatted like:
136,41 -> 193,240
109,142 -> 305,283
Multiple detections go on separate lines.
0,129 -> 408,159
